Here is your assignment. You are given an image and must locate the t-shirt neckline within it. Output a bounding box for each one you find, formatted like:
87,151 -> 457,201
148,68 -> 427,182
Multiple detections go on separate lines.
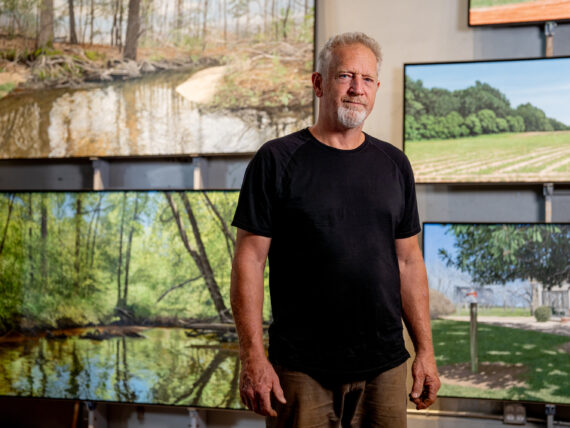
303,128 -> 369,153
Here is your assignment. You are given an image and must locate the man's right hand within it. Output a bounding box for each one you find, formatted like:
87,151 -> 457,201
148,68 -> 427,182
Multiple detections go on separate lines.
239,355 -> 286,416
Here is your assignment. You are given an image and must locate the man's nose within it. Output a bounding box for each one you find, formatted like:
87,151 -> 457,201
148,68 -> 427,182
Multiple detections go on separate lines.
349,76 -> 364,94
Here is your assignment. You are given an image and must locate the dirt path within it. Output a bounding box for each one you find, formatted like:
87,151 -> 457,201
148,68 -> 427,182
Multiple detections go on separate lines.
175,65 -> 227,104
441,315 -> 570,336
470,0 -> 570,25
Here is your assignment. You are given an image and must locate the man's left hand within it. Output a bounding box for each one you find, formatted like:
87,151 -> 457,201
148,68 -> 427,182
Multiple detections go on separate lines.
410,351 -> 441,410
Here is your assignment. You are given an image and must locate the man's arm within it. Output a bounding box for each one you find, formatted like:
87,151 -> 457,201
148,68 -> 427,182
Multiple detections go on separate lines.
230,228 -> 285,416
396,234 -> 441,410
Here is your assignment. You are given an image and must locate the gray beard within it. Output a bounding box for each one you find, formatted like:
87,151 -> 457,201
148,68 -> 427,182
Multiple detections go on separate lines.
337,105 -> 367,128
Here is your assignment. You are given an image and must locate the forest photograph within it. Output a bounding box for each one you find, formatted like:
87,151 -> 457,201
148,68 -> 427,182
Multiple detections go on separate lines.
0,0 -> 314,158
424,223 -> 570,404
404,57 -> 570,183
0,190 -> 267,408
469,0 -> 570,26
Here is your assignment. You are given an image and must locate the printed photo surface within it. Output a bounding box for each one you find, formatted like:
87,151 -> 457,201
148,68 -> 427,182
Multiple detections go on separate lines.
404,58 -> 570,183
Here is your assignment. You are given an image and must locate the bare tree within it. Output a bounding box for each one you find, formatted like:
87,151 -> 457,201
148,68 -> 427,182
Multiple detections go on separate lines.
68,0 -> 79,43
38,0 -> 55,48
123,0 -> 141,59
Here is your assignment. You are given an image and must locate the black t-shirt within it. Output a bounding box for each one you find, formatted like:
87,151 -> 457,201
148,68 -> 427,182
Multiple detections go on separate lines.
232,128 -> 420,382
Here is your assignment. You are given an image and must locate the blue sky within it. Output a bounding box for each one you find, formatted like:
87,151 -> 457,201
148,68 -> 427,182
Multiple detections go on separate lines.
406,58 -> 570,125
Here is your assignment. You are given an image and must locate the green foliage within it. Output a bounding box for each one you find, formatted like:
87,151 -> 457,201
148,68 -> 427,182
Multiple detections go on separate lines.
506,115 -> 525,132
84,50 -> 106,62
405,76 -> 568,141
0,191 -> 255,334
0,82 -> 16,98
534,306 -> 552,322
439,224 -> 570,289
476,109 -> 498,134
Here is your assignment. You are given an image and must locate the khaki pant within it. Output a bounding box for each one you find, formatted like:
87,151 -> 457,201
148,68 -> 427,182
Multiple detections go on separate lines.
266,362 -> 408,428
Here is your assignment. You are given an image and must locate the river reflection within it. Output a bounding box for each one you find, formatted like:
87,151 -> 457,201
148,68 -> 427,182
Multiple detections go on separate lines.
0,328 -> 243,409
0,70 -> 311,158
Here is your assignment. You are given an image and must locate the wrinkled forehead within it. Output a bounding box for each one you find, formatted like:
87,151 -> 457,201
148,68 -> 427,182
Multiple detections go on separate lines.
328,43 -> 379,78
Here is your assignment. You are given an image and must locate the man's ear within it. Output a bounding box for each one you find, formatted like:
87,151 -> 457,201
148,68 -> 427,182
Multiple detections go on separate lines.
312,72 -> 324,97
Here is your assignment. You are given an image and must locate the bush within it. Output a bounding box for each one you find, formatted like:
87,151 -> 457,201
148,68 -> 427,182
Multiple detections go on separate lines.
534,306 -> 552,322
429,288 -> 456,319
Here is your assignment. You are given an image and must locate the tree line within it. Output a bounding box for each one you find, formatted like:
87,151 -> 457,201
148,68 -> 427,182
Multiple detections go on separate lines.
439,224 -> 570,290
0,191 -> 259,334
0,0 -> 313,60
405,76 -> 569,142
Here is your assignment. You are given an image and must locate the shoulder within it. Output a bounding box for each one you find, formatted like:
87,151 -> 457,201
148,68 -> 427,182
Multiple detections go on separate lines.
256,128 -> 312,161
366,134 -> 413,172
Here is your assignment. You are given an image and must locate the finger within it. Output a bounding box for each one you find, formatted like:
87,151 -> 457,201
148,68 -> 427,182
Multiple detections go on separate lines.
272,377 -> 287,404
410,373 -> 425,399
257,388 -> 276,417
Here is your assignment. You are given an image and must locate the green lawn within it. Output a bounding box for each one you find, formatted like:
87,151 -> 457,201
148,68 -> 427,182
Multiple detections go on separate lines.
432,320 -> 570,404
455,307 -> 531,317
471,0 -> 537,8
406,131 -> 570,182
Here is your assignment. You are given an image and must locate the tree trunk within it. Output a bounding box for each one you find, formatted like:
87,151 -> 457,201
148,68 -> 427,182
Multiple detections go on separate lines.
281,0 -> 291,40
0,194 -> 15,256
202,192 -> 235,261
165,192 -> 231,322
41,194 -> 48,290
68,0 -> 79,44
74,195 -> 82,289
123,0 -> 141,60
117,194 -> 127,307
118,0 -> 126,50
201,0 -> 208,50
27,194 -> 34,285
38,0 -> 55,48
89,0 -> 94,44
223,0 -> 227,43
122,195 -> 140,305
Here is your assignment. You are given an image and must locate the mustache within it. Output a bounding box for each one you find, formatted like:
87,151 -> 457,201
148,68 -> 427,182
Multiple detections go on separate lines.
341,97 -> 367,106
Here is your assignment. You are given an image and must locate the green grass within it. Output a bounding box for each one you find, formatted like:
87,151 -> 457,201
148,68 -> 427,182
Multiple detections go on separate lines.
406,131 -> 570,182
455,307 -> 531,317
471,0 -> 537,8
433,319 -> 570,403
0,82 -> 16,99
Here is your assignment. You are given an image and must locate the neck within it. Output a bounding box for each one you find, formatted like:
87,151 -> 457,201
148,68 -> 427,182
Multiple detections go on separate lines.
309,120 -> 365,150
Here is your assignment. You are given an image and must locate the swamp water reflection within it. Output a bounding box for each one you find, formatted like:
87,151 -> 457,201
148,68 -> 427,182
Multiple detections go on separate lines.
0,69 -> 310,158
0,328 -> 242,408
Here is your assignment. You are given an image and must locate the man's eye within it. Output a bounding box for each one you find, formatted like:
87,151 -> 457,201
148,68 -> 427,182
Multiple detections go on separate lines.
338,73 -> 352,79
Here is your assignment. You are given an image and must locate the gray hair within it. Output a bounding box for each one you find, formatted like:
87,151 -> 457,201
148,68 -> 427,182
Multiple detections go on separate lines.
316,32 -> 382,79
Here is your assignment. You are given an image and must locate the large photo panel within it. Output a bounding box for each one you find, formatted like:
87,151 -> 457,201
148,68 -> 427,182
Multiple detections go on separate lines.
0,190 -> 270,408
0,1 -> 314,158
404,57 -> 570,183
424,223 -> 570,404
469,0 -> 570,27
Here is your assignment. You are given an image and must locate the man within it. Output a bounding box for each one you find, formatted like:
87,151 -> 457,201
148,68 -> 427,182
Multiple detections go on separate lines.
230,32 -> 440,427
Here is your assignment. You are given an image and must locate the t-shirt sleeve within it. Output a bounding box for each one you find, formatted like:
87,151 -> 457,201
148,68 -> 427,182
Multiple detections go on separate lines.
395,154 -> 421,239
231,145 -> 277,237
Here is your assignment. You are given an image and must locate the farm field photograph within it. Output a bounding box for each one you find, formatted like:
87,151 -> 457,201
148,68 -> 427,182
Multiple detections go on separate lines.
404,57 -> 570,183
424,223 -> 570,404
0,0 -> 314,158
469,0 -> 570,26
0,190 -> 269,408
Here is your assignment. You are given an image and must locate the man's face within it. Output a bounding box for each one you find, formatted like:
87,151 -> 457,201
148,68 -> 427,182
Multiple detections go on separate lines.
316,43 -> 380,129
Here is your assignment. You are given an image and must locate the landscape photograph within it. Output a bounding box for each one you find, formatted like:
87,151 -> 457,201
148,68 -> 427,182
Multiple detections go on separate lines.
469,0 -> 570,26
424,223 -> 570,404
0,190 -> 268,408
0,0 -> 314,158
404,57 -> 570,183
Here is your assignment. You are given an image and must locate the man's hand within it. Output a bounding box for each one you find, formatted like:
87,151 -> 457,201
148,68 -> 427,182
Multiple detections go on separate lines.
409,351 -> 441,410
239,355 -> 286,416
